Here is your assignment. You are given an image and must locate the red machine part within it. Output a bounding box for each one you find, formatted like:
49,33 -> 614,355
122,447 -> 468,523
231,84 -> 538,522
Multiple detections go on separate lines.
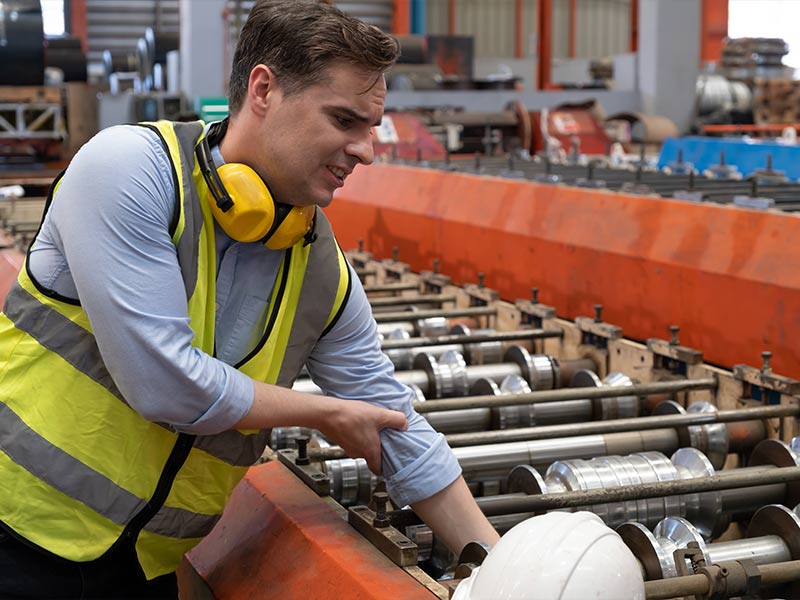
328,163 -> 800,377
373,112 -> 447,162
531,104 -> 611,155
180,461 -> 437,600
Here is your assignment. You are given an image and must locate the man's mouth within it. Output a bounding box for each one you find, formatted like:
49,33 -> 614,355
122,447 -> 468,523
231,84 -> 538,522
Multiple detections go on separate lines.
327,166 -> 346,183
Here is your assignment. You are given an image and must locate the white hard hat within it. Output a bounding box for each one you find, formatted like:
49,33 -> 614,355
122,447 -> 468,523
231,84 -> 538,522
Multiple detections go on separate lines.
452,512 -> 645,600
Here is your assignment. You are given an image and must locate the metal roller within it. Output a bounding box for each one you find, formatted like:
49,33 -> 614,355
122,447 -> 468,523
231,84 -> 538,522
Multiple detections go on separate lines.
0,0 -> 44,85
45,36 -> 87,82
465,439 -> 800,538
619,504 -> 800,580
294,345 -> 560,399
375,314 -> 449,338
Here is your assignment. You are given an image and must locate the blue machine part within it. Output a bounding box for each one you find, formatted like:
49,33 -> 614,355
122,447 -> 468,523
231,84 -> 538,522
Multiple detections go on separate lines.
658,137 -> 800,181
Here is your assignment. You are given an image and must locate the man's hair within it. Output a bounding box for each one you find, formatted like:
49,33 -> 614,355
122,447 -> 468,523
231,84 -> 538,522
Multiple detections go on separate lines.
228,0 -> 400,114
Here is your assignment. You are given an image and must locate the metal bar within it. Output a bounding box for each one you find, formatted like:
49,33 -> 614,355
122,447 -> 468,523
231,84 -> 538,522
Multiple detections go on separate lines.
479,467 -> 800,516
373,306 -> 496,323
443,405 -> 797,447
645,560 -> 800,600
630,0 -> 638,53
364,282 -> 419,293
308,404 -> 791,460
392,0 -> 411,34
537,0 -> 553,89
412,378 -> 717,413
448,0 -> 456,35
355,267 -> 377,278
568,0 -> 576,58
380,328 -> 562,350
370,294 -> 456,308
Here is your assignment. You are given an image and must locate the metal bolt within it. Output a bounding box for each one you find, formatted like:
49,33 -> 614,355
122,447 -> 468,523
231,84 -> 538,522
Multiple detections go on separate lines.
295,435 -> 310,466
433,258 -> 440,274
477,273 -> 485,288
392,246 -> 399,262
669,325 -> 680,346
357,238 -> 364,252
761,351 -> 773,373
372,492 -> 390,528
416,146 -> 423,163
531,287 -> 539,304
593,304 -> 603,323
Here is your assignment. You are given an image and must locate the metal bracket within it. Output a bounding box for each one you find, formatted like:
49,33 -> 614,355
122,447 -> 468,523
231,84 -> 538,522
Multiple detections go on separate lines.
275,449 -> 330,496
576,316 -> 623,342
382,260 -> 410,280
346,241 -> 373,270
647,338 -> 704,366
419,258 -> 452,294
734,365 -> 800,396
347,505 -> 419,567
463,274 -> 499,307
515,288 -> 556,328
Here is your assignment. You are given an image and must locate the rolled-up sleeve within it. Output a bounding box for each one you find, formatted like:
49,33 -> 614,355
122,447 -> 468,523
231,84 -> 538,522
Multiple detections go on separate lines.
28,125 -> 254,434
306,265 -> 461,505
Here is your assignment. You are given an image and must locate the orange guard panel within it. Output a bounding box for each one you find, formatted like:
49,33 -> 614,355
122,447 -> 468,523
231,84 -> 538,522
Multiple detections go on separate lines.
327,164 -> 800,377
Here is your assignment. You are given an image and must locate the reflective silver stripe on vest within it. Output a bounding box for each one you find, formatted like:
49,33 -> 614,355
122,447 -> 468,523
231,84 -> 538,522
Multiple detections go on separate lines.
192,428 -> 270,467
0,402 -> 221,539
0,401 -> 146,525
4,282 -> 124,401
275,212 -> 343,388
170,121 -> 205,302
144,499 -> 221,539
4,280 -> 263,467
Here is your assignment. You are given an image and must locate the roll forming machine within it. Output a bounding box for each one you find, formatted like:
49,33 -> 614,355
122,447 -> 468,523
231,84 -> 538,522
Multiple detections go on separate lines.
181,251 -> 800,600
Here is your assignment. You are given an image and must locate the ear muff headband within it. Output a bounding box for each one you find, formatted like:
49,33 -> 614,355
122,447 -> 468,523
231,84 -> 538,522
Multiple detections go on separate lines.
195,119 -> 317,249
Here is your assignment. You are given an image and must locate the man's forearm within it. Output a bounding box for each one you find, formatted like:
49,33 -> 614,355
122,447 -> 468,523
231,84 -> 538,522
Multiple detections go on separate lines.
234,380 -> 407,473
411,476 -> 500,555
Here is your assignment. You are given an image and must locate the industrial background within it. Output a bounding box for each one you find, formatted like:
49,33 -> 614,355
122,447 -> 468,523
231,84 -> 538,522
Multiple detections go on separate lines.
2,0 -> 800,598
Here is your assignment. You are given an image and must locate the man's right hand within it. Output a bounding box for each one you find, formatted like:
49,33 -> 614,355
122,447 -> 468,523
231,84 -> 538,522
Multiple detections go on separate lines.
237,381 -> 408,475
316,398 -> 408,474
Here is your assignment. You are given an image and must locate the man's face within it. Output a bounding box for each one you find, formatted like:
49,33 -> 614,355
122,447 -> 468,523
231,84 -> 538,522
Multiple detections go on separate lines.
257,63 -> 386,207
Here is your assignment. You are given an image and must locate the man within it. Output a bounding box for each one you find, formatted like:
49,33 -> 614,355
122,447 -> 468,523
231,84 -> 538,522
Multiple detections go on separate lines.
0,1 -> 499,598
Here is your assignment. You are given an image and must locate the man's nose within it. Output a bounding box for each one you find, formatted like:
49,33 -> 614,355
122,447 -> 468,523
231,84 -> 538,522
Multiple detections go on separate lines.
346,131 -> 375,166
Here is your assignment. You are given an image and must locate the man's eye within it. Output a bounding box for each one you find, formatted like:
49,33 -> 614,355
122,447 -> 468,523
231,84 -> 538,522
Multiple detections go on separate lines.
336,116 -> 353,127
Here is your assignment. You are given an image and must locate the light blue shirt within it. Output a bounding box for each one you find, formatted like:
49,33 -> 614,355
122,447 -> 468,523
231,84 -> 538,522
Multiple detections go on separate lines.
27,124 -> 460,506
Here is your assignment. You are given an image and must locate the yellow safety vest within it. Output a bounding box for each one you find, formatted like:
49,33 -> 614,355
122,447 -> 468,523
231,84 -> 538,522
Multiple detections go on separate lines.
0,120 -> 351,579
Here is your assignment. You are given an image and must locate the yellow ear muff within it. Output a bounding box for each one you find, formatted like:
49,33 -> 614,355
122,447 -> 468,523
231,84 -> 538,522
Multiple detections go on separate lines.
265,205 -> 316,250
210,163 -> 276,243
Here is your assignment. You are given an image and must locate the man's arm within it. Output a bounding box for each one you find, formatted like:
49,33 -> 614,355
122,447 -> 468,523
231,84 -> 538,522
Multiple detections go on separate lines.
235,381 -> 407,473
411,477 -> 500,554
304,262 -> 499,551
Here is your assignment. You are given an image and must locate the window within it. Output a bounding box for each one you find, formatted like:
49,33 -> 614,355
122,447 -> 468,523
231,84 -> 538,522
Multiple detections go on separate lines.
41,0 -> 65,36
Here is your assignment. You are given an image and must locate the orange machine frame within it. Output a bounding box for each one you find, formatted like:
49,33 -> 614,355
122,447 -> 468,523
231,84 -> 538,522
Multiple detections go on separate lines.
180,461 -> 438,599
327,164 -> 800,378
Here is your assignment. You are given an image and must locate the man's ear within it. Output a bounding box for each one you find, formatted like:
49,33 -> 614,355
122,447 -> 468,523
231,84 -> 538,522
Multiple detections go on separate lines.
247,64 -> 277,117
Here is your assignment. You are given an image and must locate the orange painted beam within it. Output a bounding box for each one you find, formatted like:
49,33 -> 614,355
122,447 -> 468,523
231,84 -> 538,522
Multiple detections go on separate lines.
537,0 -> 553,89
701,0 -> 728,63
568,0 -> 577,58
183,461 -> 436,599
393,0 -> 411,35
69,0 -> 88,53
448,0 -> 456,35
515,0 -> 523,59
630,0 -> 638,53
329,164 -> 800,378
